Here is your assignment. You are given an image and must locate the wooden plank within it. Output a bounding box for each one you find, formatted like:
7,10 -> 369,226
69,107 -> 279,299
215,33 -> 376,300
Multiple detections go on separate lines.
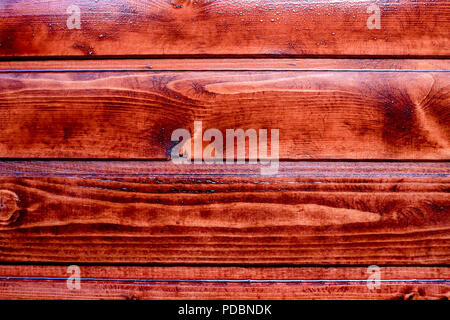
0,161 -> 448,265
0,265 -> 448,300
1,58 -> 450,71
0,63 -> 449,159
0,0 -> 449,57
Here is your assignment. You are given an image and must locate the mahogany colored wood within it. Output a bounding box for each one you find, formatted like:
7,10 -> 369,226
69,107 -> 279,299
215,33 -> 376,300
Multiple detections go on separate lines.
1,1 -> 449,300
1,58 -> 450,71
0,161 -> 448,265
0,0 -> 449,58
0,265 -> 448,300
0,61 -> 449,159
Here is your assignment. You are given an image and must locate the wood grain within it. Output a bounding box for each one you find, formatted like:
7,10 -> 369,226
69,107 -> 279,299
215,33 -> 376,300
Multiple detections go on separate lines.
1,0 -> 449,302
0,61 -> 449,159
0,161 -> 448,265
0,0 -> 449,57
1,58 -> 450,71
0,265 -> 448,300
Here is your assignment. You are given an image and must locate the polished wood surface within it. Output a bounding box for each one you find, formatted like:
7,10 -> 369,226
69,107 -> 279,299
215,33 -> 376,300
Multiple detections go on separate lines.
0,266 -> 448,300
0,161 -> 448,265
0,0 -> 449,57
2,58 -> 449,71
1,60 -> 449,159
0,0 -> 448,301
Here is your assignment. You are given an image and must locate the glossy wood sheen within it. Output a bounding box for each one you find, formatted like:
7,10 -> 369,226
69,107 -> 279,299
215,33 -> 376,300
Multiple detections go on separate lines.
0,62 -> 449,159
0,161 -> 448,265
0,266 -> 448,300
1,1 -> 449,300
0,0 -> 449,57
1,59 -> 450,71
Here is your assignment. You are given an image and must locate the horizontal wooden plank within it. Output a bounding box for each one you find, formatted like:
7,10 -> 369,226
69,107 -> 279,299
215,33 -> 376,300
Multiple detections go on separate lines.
1,59 -> 450,71
0,0 -> 449,57
0,265 -> 448,299
0,161 -> 448,265
1,160 -> 448,176
0,65 -> 449,159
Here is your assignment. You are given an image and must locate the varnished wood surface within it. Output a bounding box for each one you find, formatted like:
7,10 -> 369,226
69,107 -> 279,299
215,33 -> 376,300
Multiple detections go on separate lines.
1,1 -> 449,300
0,161 -> 448,265
0,61 -> 449,159
1,58 -> 450,71
0,265 -> 448,300
0,0 -> 449,58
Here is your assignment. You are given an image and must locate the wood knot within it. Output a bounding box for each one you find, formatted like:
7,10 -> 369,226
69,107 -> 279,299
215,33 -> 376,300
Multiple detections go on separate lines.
0,190 -> 20,225
403,290 -> 422,300
169,0 -> 190,8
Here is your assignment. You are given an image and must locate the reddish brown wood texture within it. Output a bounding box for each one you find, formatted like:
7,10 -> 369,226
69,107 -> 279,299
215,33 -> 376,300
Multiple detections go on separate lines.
0,60 -> 449,159
0,161 -> 448,265
1,58 -> 449,71
0,266 -> 448,300
1,0 -> 449,300
0,0 -> 449,57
